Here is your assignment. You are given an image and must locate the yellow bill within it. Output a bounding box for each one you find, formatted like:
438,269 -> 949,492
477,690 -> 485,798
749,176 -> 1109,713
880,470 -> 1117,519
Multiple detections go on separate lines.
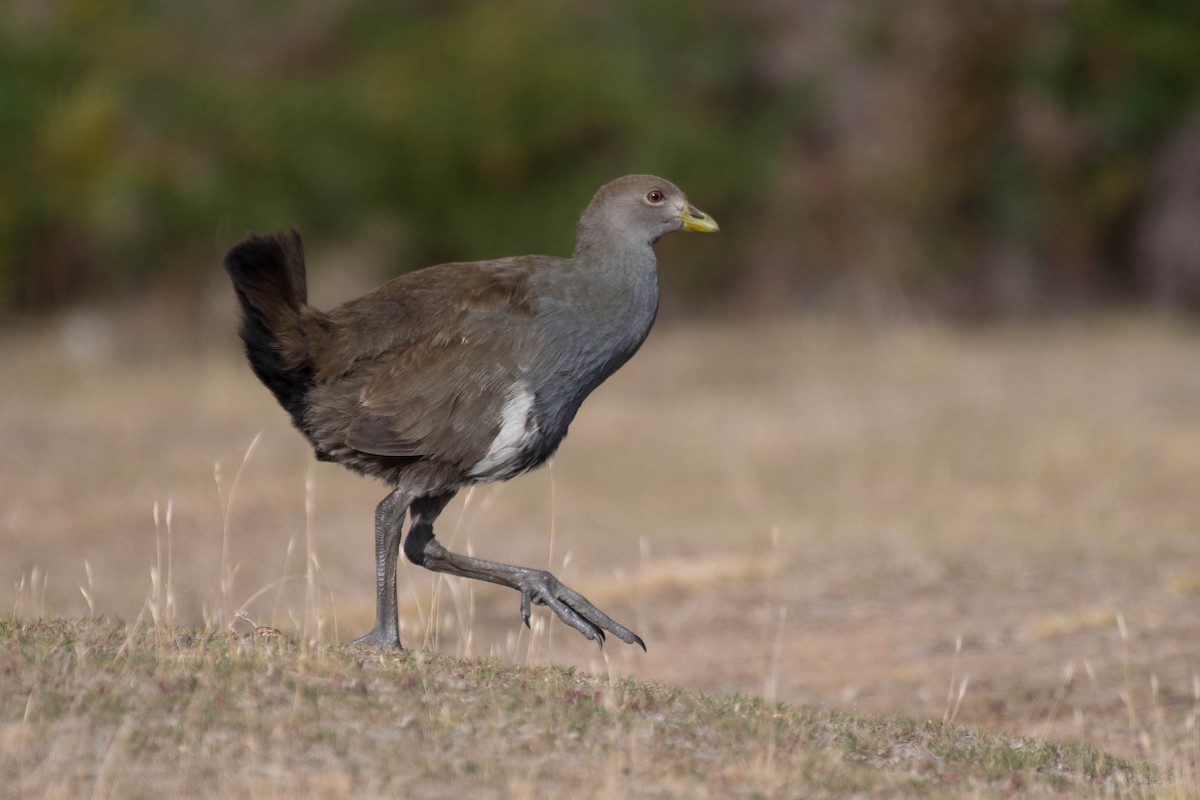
680,203 -> 719,233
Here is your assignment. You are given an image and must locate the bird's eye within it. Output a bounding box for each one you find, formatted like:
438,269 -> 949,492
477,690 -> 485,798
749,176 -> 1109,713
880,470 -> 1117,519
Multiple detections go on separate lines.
646,190 -> 664,204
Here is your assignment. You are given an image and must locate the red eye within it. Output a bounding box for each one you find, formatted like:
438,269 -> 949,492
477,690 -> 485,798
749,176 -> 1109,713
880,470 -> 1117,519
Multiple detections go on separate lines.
646,190 -> 664,204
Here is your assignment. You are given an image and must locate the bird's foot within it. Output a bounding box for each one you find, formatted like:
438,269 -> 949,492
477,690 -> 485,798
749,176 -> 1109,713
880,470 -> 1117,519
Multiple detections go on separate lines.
350,627 -> 402,649
516,569 -> 645,651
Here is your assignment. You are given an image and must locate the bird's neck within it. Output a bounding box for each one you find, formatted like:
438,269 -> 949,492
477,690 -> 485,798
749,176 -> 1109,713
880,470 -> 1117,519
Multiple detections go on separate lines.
570,238 -> 658,321
572,218 -> 658,291
574,214 -> 652,260
528,221 -> 661,447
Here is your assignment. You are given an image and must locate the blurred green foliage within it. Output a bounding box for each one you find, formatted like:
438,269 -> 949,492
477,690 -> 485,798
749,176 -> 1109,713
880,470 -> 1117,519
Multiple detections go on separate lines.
812,0 -> 1200,313
0,0 -> 806,312
2,1 -> 1199,315
1017,0 -> 1200,294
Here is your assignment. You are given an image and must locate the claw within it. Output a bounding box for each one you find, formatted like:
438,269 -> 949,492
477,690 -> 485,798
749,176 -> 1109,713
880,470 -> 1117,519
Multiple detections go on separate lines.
513,569 -> 643,650
422,543 -> 644,649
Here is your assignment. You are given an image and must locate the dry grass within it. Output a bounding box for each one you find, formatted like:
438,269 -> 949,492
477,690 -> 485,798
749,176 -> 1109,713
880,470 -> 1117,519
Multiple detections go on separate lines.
3,303 -> 1200,795
0,617 -> 1143,798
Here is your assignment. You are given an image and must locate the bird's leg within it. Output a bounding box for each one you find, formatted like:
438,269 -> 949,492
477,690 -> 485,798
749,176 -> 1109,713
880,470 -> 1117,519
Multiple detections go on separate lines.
351,488 -> 413,648
403,494 -> 644,650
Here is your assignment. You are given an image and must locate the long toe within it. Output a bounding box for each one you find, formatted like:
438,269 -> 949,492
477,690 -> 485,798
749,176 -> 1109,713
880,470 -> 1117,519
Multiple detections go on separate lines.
554,582 -> 645,650
519,570 -> 644,650
521,583 -> 605,644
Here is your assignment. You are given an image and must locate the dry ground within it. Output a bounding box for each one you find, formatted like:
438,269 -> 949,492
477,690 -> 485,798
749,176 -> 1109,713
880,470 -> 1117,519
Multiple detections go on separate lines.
0,618 -> 1142,798
3,301 -> 1200,790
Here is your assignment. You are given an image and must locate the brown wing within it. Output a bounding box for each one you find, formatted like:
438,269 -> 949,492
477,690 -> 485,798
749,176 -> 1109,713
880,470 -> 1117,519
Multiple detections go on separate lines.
334,262 -> 543,466
314,258 -> 545,381
344,331 -> 535,464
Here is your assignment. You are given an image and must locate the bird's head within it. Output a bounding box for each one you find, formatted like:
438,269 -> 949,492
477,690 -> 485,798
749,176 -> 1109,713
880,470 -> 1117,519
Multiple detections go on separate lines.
576,175 -> 719,255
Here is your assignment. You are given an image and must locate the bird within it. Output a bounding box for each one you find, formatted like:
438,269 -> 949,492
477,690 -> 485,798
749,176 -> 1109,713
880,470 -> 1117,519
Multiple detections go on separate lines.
223,175 -> 718,650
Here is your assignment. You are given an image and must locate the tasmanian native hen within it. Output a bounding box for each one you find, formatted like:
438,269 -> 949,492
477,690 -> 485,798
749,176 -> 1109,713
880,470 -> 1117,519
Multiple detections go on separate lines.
223,175 -> 719,649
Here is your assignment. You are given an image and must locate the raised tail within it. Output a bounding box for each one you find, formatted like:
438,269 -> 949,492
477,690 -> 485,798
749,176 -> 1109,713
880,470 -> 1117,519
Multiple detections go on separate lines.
223,228 -> 316,429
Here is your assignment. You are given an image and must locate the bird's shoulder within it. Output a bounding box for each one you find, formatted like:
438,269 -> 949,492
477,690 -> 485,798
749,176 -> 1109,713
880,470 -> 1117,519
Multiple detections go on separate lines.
313,255 -> 565,378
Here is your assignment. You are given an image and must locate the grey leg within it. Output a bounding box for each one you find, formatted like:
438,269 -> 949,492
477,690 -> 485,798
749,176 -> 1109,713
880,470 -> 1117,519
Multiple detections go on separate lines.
351,488 -> 413,648
403,493 -> 645,651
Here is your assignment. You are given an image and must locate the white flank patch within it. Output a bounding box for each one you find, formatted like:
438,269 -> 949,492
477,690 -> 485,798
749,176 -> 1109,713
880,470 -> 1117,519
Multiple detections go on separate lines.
470,382 -> 537,479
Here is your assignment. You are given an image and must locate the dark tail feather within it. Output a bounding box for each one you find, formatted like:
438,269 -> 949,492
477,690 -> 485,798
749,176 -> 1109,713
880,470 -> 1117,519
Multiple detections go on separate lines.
223,228 -> 315,427
224,227 -> 308,322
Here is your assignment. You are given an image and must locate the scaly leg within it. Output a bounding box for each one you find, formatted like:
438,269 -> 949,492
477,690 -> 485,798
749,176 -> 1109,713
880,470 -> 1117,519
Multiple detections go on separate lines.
351,487 -> 413,648
403,493 -> 645,650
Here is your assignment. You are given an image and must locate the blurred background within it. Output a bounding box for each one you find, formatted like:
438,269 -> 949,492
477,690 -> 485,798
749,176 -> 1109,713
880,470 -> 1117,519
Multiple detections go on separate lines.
3,0 -> 1200,320
4,0 -> 1200,767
